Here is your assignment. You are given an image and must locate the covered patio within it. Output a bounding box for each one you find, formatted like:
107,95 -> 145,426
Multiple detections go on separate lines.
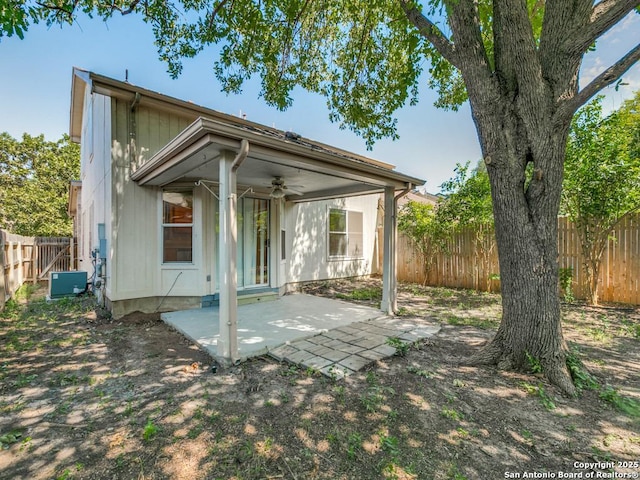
129,113 -> 424,364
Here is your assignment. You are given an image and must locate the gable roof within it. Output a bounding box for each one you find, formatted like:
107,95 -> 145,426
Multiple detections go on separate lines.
70,67 -> 424,199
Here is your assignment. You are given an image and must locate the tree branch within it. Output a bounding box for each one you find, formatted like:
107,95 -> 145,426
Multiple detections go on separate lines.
207,0 -> 231,29
446,0 -> 499,109
398,0 -> 459,68
110,0 -> 140,16
570,0 -> 639,56
35,1 -> 75,21
557,42 -> 640,124
36,0 -> 141,19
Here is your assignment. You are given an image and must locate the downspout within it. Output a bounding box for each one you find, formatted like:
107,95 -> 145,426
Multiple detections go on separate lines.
233,138 -> 250,171
221,138 -> 249,365
395,183 -> 412,204
386,182 -> 413,314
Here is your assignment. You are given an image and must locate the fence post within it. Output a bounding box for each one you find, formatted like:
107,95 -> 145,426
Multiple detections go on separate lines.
70,237 -> 75,271
17,238 -> 23,287
33,237 -> 39,283
0,230 -> 5,310
8,239 -> 14,298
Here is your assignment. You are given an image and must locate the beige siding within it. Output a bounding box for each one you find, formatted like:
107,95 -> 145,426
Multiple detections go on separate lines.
108,98 -> 203,301
134,105 -> 194,168
200,183 -> 217,295
83,93 -> 388,307
77,88 -> 111,288
286,194 -> 378,282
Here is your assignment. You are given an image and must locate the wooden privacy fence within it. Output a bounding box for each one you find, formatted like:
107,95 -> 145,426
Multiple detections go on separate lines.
0,230 -> 76,310
395,213 -> 640,306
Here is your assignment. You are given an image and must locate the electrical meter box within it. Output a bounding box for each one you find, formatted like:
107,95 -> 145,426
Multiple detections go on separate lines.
49,271 -> 88,299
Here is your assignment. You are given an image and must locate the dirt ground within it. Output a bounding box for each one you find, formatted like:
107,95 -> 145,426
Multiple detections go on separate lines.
0,279 -> 639,480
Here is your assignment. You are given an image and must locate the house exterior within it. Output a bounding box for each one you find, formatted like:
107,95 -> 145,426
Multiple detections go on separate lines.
69,67 -> 424,361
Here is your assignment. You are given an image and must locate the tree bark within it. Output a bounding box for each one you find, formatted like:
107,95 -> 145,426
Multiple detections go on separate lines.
585,256 -> 601,306
469,128 -> 576,396
401,0 -> 640,397
439,0 -> 582,396
462,72 -> 578,393
469,132 -> 576,396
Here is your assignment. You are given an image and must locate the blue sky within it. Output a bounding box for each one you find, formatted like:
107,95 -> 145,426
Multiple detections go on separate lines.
0,11 -> 638,193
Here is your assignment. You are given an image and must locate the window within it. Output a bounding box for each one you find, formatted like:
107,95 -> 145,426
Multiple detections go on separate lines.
328,208 -> 363,258
162,189 -> 193,263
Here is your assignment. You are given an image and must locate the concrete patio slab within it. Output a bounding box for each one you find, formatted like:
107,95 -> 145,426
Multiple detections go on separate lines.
162,292 -> 442,378
161,293 -> 384,360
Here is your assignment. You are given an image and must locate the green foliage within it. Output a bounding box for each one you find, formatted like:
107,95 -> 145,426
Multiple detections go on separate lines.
562,94 -> 640,305
440,408 -> 464,421
0,429 -> 24,449
565,349 -> 598,393
599,386 -> 640,418
0,132 -> 80,236
559,268 -> 575,303
397,199 -> 449,284
346,432 -> 362,459
398,163 -> 494,289
379,433 -> 400,457
5,0 -> 617,149
336,287 -> 381,302
525,352 -> 543,374
360,381 -> 394,413
439,162 -> 496,291
386,337 -> 409,356
520,382 -> 556,411
406,365 -> 433,378
438,161 -> 494,233
142,418 -> 159,441
445,314 -> 498,330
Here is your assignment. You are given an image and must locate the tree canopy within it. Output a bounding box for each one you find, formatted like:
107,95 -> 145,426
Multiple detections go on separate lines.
0,133 -> 80,237
2,2 -> 638,145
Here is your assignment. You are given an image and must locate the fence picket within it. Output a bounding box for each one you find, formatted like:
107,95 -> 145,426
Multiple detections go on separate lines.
397,214 -> 640,305
1,230 -> 77,309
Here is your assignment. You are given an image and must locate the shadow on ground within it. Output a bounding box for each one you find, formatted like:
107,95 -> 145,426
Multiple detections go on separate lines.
0,280 -> 638,479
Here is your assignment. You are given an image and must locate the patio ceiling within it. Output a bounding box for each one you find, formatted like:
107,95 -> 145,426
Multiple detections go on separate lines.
130,117 -> 424,202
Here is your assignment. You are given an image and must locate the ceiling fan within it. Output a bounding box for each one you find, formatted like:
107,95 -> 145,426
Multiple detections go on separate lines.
270,177 -> 303,198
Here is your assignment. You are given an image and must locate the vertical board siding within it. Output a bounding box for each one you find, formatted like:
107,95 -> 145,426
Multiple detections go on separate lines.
135,105 -> 194,167
397,214 -> 640,305
109,99 -> 196,300
1,230 -> 76,309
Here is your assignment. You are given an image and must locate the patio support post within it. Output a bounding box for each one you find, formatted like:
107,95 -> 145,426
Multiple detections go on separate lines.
217,140 -> 249,363
381,186 -> 396,314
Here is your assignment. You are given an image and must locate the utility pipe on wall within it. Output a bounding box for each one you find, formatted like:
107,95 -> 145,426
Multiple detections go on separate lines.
381,182 -> 413,315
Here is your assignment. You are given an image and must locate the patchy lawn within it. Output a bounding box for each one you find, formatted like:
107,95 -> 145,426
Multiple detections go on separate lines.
1,280 -> 639,480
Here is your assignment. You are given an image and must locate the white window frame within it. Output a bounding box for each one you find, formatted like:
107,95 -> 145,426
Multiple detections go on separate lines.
327,207 -> 364,260
161,188 -> 194,264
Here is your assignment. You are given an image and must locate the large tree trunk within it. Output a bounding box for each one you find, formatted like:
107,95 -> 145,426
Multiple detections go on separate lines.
467,106 -> 576,396
403,0 -> 640,397
473,142 -> 575,395
441,0 -> 582,396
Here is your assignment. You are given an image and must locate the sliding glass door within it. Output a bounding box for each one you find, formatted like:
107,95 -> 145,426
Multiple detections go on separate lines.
237,198 -> 269,288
